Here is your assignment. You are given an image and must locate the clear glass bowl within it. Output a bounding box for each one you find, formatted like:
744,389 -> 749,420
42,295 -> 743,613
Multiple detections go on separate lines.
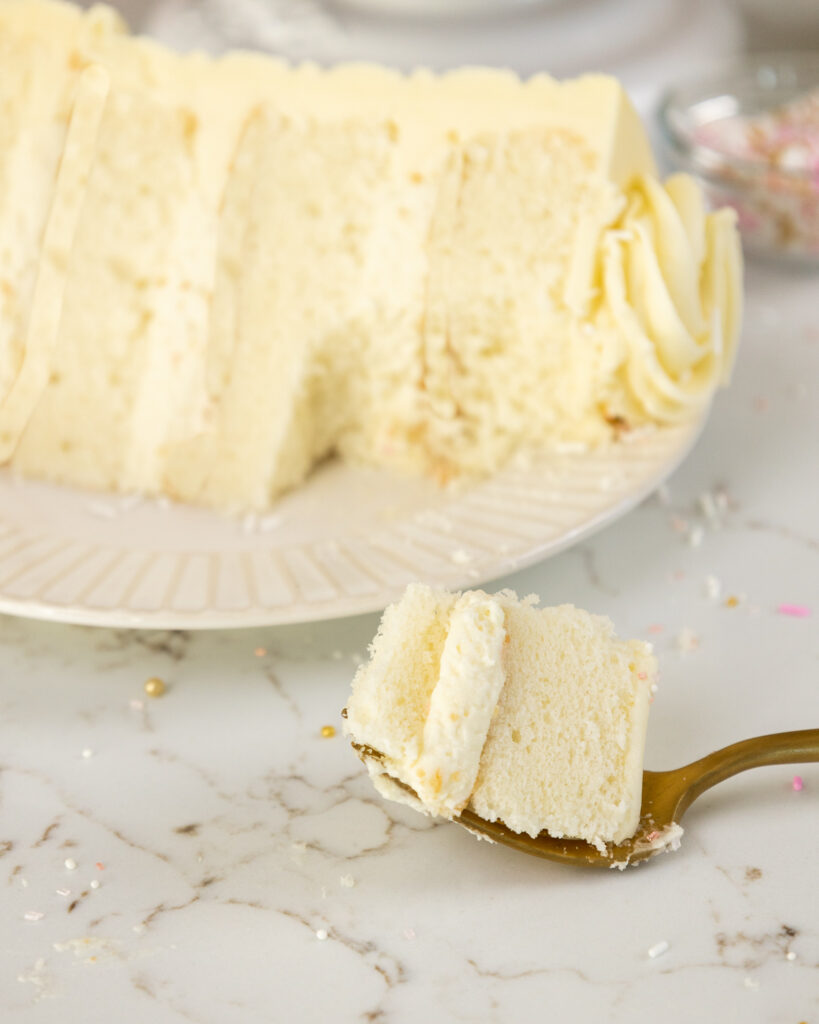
658,53 -> 819,265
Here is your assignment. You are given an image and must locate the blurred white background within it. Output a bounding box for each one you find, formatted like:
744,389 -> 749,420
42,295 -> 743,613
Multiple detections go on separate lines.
77,0 -> 816,88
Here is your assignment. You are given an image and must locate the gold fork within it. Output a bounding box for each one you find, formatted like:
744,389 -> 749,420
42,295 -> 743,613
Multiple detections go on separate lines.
353,729 -> 819,868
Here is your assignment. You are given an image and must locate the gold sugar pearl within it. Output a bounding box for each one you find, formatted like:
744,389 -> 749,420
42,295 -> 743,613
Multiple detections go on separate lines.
144,676 -> 166,698
724,596 -> 740,608
320,725 -> 336,739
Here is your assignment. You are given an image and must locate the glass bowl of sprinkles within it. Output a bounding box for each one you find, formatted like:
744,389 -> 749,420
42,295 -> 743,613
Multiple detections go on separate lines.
659,52 -> 819,264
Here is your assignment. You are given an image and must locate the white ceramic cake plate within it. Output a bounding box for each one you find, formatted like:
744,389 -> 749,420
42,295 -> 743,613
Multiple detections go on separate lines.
0,414 -> 705,629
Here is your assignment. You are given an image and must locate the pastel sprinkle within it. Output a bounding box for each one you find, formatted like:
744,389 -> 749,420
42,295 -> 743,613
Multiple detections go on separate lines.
24,911 -> 44,922
647,940 -> 669,959
792,776 -> 804,792
95,862 -> 105,871
253,647 -> 267,657
777,604 -> 811,618
675,627 -> 699,652
688,526 -> 705,548
705,575 -> 722,600
647,624 -> 664,634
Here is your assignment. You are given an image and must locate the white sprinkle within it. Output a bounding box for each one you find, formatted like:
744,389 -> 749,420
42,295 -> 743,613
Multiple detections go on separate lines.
24,910 -> 44,922
554,440 -> 588,455
291,841 -> 307,853
647,940 -> 669,959
320,886 -> 328,899
64,858 -> 77,871
315,928 -> 328,941
451,548 -> 472,565
403,928 -> 416,940
698,492 -> 718,523
688,525 -> 705,548
259,513 -> 283,532
240,513 -> 257,535
129,699 -> 144,711
118,493 -> 143,512
20,877 -> 29,888
339,874 -> 355,888
656,483 -> 671,506
86,501 -> 117,520
81,748 -> 94,759
676,627 -> 699,653
786,951 -> 797,961
89,880 -> 100,890
704,575 -> 722,601
744,976 -> 760,990
416,510 -> 453,532
132,924 -> 146,934
56,888 -> 71,897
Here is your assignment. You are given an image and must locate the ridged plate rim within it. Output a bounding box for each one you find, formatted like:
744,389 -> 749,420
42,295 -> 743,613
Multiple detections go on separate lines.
0,412 -> 706,629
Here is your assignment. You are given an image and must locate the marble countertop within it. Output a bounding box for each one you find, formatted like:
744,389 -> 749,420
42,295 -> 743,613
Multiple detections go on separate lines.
2,254 -> 818,1021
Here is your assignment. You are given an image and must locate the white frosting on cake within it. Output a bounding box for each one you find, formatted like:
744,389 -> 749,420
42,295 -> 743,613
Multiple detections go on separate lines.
410,592 -> 507,816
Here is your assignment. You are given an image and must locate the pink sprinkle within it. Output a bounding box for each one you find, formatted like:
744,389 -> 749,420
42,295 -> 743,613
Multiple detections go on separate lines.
792,776 -> 803,792
648,624 -> 664,634
637,671 -> 647,680
646,830 -> 661,842
95,862 -> 105,871
777,604 -> 811,618
670,516 -> 688,533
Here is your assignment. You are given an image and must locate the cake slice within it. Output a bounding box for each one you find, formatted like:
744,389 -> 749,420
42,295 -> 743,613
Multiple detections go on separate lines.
344,584 -> 656,850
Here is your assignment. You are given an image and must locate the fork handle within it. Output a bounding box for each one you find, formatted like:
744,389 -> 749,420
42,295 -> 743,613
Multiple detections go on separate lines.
671,728 -> 819,817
